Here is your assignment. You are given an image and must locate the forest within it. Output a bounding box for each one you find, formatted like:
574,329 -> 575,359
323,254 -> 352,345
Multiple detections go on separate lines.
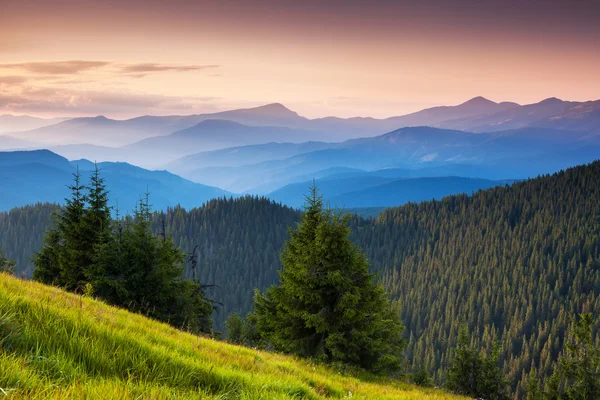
1,161 -> 599,397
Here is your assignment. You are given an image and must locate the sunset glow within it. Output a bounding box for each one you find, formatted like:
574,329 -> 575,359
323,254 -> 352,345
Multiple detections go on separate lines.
1,0 -> 599,118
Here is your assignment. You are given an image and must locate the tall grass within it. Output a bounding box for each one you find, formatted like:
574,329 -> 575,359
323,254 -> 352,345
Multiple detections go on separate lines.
0,273 -> 465,399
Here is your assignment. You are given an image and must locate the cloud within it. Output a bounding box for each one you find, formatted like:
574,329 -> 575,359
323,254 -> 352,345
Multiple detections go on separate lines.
0,61 -> 220,79
0,76 -> 29,85
0,60 -> 223,116
0,60 -> 111,75
117,63 -> 220,76
0,83 -> 222,117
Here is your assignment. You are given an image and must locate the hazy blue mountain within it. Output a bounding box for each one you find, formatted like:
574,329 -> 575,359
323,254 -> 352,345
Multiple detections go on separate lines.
0,114 -> 69,134
126,120 -> 326,166
0,135 -> 39,150
166,141 -> 334,174
48,143 -> 127,164
175,125 -> 600,193
10,97 -> 600,152
306,96 -> 520,138
0,150 -> 229,212
268,169 -> 514,208
174,127 -> 484,192
197,103 -> 309,128
382,96 -> 520,128
9,115 -> 195,147
438,98 -> 600,134
327,176 -> 514,208
8,104 -> 312,148
268,175 -> 394,207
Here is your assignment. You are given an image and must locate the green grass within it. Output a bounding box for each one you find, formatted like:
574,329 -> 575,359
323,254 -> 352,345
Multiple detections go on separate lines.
0,273 -> 465,399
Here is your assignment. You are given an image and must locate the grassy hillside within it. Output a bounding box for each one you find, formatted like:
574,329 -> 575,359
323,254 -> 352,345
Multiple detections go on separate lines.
0,273 -> 463,399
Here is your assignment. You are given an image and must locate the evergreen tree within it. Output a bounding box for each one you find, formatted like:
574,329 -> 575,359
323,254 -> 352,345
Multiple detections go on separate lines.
225,312 -> 244,344
544,314 -> 600,400
447,325 -> 510,400
33,169 -> 87,290
116,194 -> 213,333
31,223 -> 62,284
525,368 -> 542,400
254,185 -> 405,373
59,167 -> 88,290
0,249 -> 15,274
83,163 -> 113,293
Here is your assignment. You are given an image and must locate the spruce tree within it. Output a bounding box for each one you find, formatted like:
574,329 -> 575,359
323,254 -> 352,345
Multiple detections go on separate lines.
0,249 -> 15,274
115,194 -> 213,333
446,325 -> 510,400
60,166 -> 88,290
83,163 -> 113,292
544,314 -> 600,400
33,169 -> 87,290
254,185 -> 405,373
31,223 -> 62,284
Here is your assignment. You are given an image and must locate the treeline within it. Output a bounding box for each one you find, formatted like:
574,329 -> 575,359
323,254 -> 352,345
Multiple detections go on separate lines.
2,161 -> 600,397
29,166 -> 214,334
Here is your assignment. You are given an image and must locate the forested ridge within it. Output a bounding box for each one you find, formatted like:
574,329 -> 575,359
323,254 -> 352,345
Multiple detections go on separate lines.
1,161 -> 599,397
358,162 -> 600,396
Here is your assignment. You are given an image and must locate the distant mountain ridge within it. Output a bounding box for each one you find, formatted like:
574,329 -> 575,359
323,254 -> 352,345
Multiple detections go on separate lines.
267,169 -> 514,208
10,96 -> 600,150
168,125 -> 600,193
123,119 -> 326,166
0,114 -> 69,134
0,149 -> 229,212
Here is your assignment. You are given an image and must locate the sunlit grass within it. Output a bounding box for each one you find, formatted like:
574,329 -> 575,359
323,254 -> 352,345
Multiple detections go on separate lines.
0,272 -> 465,399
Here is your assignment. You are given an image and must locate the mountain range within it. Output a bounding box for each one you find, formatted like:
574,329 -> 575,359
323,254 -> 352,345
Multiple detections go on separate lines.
167,125 -> 600,193
1,95 -> 599,208
0,150 -> 229,212
0,114 -> 69,134
4,96 -> 599,151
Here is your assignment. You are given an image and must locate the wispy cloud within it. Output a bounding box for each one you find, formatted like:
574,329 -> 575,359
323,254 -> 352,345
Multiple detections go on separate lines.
118,63 -> 220,74
0,84 -> 222,117
0,60 -> 223,117
0,61 -> 219,78
0,76 -> 30,85
0,61 -> 111,75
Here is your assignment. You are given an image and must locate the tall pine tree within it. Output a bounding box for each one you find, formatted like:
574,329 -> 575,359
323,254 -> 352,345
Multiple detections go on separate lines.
254,185 -> 405,373
33,167 -> 87,290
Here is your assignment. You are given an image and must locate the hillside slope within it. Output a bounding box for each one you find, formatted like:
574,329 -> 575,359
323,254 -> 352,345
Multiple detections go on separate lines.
2,161 -> 600,398
0,273 -> 462,399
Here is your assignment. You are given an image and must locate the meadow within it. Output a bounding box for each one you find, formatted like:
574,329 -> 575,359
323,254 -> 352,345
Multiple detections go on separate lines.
0,272 -> 464,399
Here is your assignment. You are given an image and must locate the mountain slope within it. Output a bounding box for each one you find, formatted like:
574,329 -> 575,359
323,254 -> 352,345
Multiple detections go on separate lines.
166,141 -> 334,173
125,119 -> 324,165
307,96 -> 520,138
269,175 -> 513,208
383,96 -> 520,128
8,104 -> 312,148
0,272 -> 461,400
0,135 -> 38,150
177,125 -> 600,193
438,98 -> 600,134
0,114 -> 68,134
0,150 -> 229,212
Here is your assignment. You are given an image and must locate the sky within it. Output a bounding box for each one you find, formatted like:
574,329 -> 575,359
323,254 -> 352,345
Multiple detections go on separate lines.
1,0 -> 599,119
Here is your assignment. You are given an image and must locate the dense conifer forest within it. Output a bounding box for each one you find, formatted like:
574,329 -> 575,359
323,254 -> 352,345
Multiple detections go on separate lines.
1,161 -> 599,397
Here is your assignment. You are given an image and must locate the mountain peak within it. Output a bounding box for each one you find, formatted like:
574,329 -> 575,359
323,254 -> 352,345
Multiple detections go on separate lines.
460,96 -> 497,107
539,97 -> 563,105
248,103 -> 299,117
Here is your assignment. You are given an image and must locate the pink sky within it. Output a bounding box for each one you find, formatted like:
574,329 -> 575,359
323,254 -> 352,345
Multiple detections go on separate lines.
1,0 -> 599,118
